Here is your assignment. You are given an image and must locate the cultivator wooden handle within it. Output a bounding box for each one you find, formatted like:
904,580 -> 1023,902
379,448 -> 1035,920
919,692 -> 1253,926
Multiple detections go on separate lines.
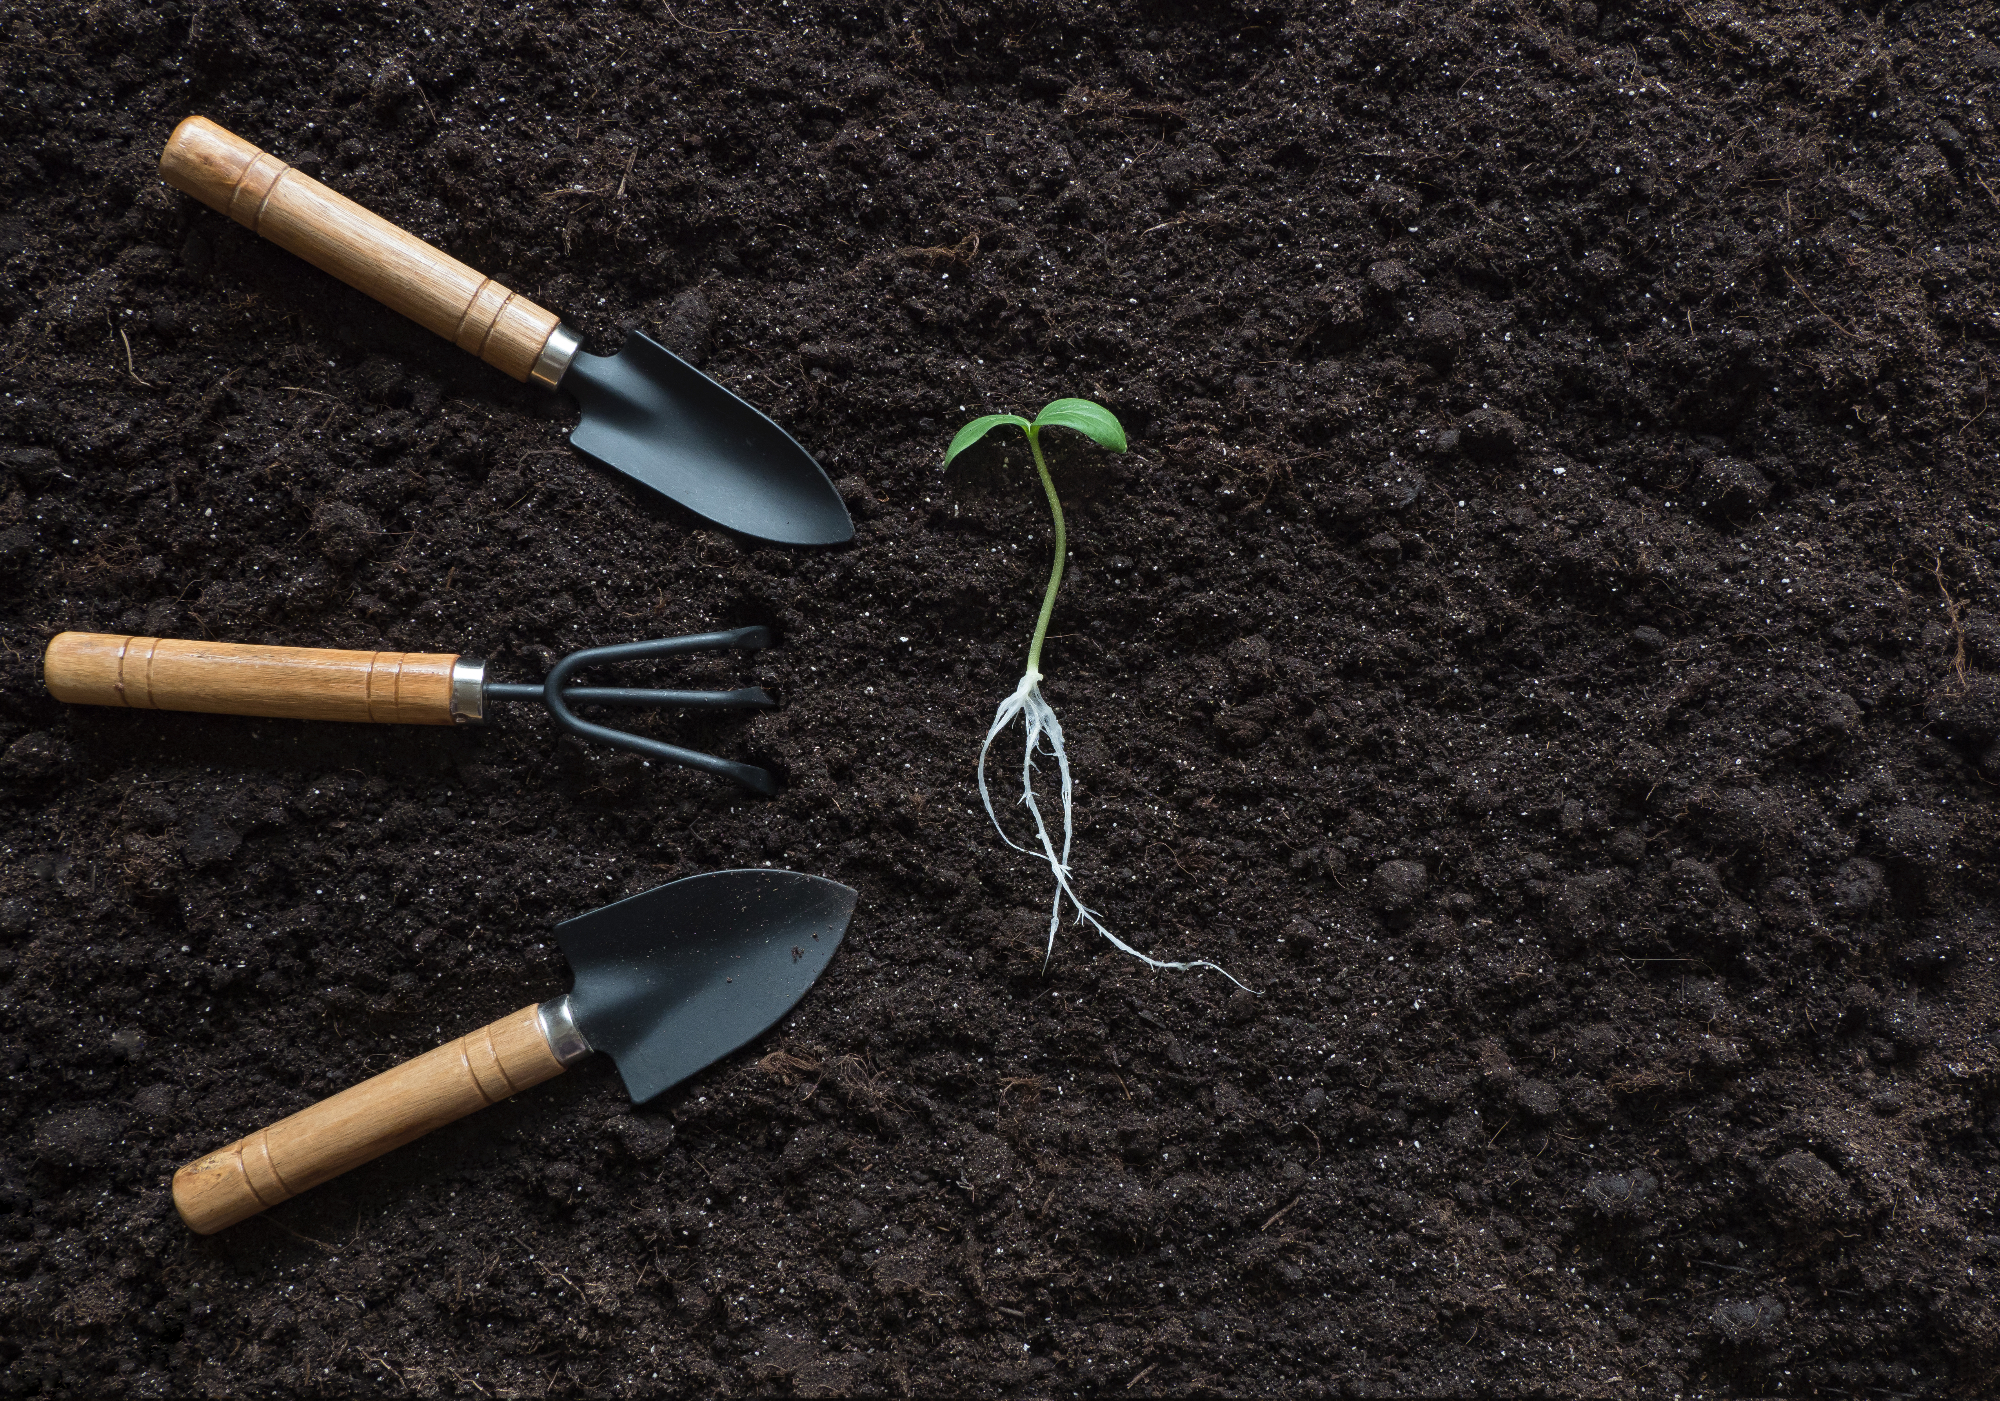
174,1004 -> 565,1234
159,115 -> 566,385
43,632 -> 464,725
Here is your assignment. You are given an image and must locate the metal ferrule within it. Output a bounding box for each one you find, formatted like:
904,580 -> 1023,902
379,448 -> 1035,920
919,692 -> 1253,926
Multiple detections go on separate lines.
537,994 -> 593,1068
448,658 -> 487,724
529,324 -> 583,391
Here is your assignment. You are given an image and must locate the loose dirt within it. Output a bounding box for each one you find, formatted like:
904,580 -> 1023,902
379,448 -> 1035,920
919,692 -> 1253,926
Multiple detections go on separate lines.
3,0 -> 1998,1395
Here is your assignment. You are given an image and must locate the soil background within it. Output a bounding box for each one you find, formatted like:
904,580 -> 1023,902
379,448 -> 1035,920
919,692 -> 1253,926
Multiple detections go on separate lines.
3,0 -> 1999,1395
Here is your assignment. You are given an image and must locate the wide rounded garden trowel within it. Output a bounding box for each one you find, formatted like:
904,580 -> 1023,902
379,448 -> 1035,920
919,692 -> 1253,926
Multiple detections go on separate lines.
173,869 -> 856,1234
159,116 -> 853,547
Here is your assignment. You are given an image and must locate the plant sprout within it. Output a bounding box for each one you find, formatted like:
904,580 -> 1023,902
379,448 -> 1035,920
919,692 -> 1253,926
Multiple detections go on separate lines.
946,398 -> 1246,988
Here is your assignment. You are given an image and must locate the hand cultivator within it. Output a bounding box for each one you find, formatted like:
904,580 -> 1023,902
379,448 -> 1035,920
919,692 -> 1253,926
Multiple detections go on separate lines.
43,626 -> 782,795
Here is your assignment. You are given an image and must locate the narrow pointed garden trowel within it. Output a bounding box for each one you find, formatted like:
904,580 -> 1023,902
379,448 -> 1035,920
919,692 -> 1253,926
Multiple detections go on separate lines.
174,869 -> 855,1234
158,116 -> 852,547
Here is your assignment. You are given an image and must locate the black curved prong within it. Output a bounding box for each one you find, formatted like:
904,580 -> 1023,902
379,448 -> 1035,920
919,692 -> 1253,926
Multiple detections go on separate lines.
561,626 -> 774,667
522,629 -> 780,797
487,684 -> 776,711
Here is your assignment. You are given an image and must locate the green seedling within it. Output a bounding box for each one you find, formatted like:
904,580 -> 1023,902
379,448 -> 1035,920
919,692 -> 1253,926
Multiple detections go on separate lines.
946,399 -> 1244,987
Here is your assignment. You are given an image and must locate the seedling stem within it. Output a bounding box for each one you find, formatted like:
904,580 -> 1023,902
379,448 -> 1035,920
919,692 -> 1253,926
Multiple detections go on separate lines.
1023,424 -> 1064,681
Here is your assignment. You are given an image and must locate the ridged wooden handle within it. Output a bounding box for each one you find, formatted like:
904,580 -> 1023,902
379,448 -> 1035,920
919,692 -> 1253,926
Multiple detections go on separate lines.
44,632 -> 461,726
159,115 -> 562,383
174,1003 -> 564,1234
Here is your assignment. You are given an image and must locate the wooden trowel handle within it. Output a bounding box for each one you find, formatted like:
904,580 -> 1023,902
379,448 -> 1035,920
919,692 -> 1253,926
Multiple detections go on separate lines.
175,1004 -> 565,1234
159,115 -> 565,384
44,632 -> 465,726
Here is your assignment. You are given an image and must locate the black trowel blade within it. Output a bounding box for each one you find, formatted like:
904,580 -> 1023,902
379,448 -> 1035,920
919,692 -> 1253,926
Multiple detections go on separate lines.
555,869 -> 856,1104
564,331 -> 854,547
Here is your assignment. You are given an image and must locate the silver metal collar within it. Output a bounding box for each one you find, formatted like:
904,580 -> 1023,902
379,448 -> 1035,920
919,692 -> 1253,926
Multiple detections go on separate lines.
536,994 -> 593,1068
529,324 -> 582,391
449,658 -> 486,724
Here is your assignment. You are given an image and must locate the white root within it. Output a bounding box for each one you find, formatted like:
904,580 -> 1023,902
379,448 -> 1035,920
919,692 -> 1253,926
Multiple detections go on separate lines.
977,670 -> 1250,989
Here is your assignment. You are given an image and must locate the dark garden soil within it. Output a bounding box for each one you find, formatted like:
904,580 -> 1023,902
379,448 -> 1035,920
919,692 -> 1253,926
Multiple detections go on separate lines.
3,0 -> 2000,1395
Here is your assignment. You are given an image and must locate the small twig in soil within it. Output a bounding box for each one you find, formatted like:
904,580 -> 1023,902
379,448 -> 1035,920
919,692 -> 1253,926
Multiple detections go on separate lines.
1932,551 -> 1970,693
1260,1196 -> 1303,1232
1127,1362 -> 1159,1390
757,1049 -> 823,1090
898,231 -> 980,268
370,1352 -> 411,1394
258,1215 -> 340,1250
119,329 -> 152,386
1956,368 -> 1990,440
660,2 -> 778,39
998,1075 -> 1043,1103
1781,269 -> 1867,342
1288,1121 -> 1324,1164
536,1259 -> 604,1309
1148,840 -> 1202,877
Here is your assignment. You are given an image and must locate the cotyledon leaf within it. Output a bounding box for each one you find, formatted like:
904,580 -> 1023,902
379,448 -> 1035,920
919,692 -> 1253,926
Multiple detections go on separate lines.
1032,398 -> 1128,454
944,413 -> 1034,465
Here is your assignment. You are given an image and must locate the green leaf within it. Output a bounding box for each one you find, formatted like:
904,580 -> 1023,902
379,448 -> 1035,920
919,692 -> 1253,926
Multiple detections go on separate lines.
1032,398 -> 1128,453
944,413 -> 1033,465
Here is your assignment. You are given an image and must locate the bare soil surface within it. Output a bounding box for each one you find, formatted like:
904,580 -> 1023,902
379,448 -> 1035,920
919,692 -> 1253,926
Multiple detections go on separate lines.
3,0 -> 1999,1395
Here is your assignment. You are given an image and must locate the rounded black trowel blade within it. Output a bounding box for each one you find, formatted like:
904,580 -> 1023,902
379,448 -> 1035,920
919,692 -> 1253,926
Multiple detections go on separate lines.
554,869 -> 856,1105
564,331 -> 854,547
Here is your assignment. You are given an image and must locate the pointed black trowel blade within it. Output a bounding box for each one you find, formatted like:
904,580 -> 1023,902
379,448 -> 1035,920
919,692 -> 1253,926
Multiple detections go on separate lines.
554,869 -> 856,1104
563,331 -> 854,547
